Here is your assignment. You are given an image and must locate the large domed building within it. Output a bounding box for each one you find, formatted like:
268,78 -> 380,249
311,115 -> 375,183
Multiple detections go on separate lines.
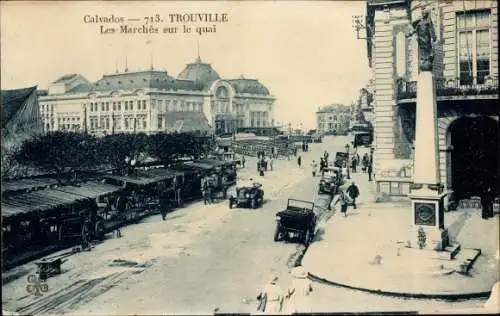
38,57 -> 276,136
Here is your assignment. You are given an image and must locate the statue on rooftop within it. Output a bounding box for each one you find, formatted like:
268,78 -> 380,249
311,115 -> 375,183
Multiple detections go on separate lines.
407,9 -> 437,72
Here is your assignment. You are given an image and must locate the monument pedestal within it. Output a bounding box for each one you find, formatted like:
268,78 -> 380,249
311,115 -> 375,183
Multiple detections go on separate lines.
409,188 -> 448,251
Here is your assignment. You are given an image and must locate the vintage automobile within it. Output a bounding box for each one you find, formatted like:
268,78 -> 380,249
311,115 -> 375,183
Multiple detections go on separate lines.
274,199 -> 317,246
229,183 -> 264,209
318,167 -> 343,195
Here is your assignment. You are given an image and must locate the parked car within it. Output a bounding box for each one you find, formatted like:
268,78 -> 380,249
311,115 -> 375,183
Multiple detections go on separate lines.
318,167 -> 343,195
274,199 -> 317,246
229,183 -> 264,209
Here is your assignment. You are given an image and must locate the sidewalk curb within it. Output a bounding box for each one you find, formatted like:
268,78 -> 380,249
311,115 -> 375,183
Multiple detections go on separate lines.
306,271 -> 492,300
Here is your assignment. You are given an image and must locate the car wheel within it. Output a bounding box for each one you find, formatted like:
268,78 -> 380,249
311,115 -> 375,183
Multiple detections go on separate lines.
94,220 -> 105,241
273,225 -> 281,241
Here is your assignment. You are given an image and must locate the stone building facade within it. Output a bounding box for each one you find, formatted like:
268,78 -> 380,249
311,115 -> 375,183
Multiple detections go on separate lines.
316,104 -> 351,135
39,57 -> 275,136
366,0 -> 498,201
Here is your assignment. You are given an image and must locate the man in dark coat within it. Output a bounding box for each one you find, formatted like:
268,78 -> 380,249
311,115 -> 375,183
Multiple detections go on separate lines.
346,182 -> 360,209
481,186 -> 494,219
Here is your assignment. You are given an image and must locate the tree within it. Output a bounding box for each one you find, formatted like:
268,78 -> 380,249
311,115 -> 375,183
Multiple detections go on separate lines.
97,132 -> 149,176
147,132 -> 214,163
13,131 -> 99,184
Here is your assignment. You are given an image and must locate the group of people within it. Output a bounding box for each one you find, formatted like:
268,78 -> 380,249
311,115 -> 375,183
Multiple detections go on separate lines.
350,151 -> 373,182
256,266 -> 313,313
335,181 -> 360,217
200,173 -> 226,205
257,152 -> 274,177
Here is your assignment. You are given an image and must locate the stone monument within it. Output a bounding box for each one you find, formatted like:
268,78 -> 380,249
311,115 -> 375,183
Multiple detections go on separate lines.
407,10 -> 448,251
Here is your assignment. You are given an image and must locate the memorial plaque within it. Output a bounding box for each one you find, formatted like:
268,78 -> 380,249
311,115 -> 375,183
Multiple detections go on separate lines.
414,202 -> 436,226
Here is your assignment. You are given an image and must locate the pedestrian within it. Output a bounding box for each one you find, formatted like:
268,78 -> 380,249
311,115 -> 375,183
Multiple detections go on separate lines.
351,156 -> 357,173
311,160 -> 317,177
338,191 -> 349,217
269,156 -> 274,171
264,156 -> 269,171
362,153 -> 369,173
297,155 -> 302,168
481,186 -> 494,219
346,181 -> 360,209
115,226 -> 122,238
324,150 -> 329,162
256,275 -> 284,313
284,266 -> 313,314
201,177 -> 210,205
367,162 -> 373,181
242,155 -> 246,168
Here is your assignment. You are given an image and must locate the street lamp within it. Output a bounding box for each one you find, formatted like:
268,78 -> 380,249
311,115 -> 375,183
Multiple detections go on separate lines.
345,143 -> 351,180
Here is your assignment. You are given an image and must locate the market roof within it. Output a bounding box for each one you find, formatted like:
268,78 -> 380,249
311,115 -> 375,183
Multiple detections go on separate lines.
53,181 -> 122,199
1,178 -> 59,195
1,86 -> 37,129
2,189 -> 89,217
177,57 -> 221,88
227,78 -> 271,96
91,70 -> 204,92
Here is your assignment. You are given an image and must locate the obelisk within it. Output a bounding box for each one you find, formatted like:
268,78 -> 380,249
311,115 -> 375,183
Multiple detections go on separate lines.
407,10 -> 448,251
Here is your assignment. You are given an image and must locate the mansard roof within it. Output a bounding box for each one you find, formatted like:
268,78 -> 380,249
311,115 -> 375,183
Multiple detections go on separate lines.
226,77 -> 271,96
91,70 -> 204,92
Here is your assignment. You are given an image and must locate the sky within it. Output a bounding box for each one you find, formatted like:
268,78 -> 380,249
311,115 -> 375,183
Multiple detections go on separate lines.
1,1 -> 372,130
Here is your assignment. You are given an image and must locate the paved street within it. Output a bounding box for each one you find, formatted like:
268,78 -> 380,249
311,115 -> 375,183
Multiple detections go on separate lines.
2,136 -> 490,315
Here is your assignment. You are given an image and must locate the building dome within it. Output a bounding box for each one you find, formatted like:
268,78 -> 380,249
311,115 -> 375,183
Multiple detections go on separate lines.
177,57 -> 221,88
227,77 -> 270,96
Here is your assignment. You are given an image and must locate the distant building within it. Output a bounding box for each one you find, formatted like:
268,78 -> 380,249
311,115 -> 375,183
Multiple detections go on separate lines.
365,0 -> 498,200
316,104 -> 351,135
39,56 -> 276,136
1,86 -> 43,150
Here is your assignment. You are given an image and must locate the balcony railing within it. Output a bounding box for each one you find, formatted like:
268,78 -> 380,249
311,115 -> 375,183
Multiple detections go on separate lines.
396,76 -> 499,101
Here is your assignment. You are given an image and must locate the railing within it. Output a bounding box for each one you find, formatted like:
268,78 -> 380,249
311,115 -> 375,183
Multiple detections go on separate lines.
396,76 -> 499,101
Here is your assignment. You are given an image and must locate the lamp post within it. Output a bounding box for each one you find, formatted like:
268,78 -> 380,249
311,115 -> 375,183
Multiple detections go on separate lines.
345,143 -> 351,180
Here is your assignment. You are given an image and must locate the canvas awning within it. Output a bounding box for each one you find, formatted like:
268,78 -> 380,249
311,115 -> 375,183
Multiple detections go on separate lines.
2,189 -> 90,218
1,178 -> 59,195
53,181 -> 122,199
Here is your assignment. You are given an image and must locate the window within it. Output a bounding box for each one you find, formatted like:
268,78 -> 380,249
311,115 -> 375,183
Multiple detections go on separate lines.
113,102 -> 116,111
124,118 -> 129,129
142,100 -> 146,109
395,30 -> 406,78
101,103 -> 105,111
158,117 -> 163,129
143,119 -> 147,129
130,101 -> 134,111
457,10 -> 491,85
118,102 -> 121,111
125,101 -> 129,111
105,102 -> 109,111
